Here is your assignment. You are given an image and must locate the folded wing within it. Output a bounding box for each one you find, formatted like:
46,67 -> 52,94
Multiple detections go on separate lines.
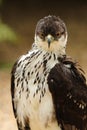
48,59 -> 87,130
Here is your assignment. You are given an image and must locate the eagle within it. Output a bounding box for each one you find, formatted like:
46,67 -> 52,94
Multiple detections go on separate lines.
11,15 -> 87,130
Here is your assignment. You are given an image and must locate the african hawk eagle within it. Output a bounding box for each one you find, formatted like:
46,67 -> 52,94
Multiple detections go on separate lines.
11,15 -> 87,130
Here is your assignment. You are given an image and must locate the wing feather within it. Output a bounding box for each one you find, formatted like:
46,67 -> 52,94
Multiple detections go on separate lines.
11,60 -> 18,118
48,58 -> 87,130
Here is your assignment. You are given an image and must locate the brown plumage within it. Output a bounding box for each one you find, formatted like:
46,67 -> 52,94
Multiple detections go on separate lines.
48,56 -> 87,130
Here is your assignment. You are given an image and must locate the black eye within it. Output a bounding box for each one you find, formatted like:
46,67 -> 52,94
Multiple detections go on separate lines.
40,33 -> 44,38
56,32 -> 64,37
56,32 -> 61,37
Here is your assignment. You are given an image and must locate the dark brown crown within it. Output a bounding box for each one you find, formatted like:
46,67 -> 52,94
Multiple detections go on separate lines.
35,15 -> 67,39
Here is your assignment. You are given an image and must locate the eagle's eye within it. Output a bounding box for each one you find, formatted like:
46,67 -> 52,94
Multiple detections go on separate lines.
56,32 -> 61,37
56,32 -> 64,37
40,33 -> 44,38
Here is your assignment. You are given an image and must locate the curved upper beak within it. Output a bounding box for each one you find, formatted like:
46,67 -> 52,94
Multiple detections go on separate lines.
46,34 -> 54,48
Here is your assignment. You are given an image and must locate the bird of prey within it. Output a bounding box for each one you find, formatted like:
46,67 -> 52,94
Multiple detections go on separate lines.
11,15 -> 87,130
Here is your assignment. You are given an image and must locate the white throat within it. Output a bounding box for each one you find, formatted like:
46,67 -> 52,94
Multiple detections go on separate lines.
34,34 -> 67,56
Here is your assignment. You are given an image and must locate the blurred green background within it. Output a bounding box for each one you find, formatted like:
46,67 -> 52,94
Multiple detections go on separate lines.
0,0 -> 87,70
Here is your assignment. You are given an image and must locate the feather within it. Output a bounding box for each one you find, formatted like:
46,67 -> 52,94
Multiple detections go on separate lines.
48,57 -> 87,130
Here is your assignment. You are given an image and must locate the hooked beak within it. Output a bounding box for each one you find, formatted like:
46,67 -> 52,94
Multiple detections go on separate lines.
46,35 -> 54,48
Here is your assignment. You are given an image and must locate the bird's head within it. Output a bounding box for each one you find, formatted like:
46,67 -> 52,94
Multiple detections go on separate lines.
34,15 -> 68,55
